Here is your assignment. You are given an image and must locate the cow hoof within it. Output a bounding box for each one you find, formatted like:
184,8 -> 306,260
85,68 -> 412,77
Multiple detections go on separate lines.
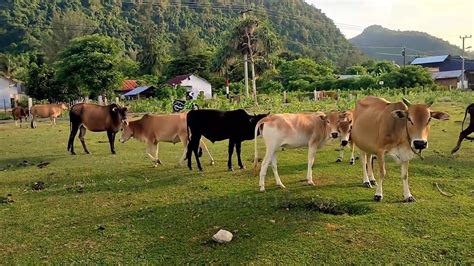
370,180 -> 377,186
350,160 -> 355,165
404,196 -> 416,202
85,151 -> 90,154
307,181 -> 315,186
336,158 -> 342,163
71,152 -> 76,155
156,159 -> 162,165
239,166 -> 245,170
210,161 -> 215,166
276,184 -> 286,189
374,195 -> 383,202
259,187 -> 266,192
228,167 -> 234,172
363,182 -> 372,188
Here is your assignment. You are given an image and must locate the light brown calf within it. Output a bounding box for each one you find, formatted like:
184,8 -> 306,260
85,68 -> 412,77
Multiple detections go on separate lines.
30,103 -> 68,128
253,112 -> 343,191
351,96 -> 449,202
335,110 -> 356,164
119,113 -> 214,166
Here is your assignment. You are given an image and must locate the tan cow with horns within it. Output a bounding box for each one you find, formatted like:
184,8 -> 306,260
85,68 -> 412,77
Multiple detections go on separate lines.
119,113 -> 214,167
351,96 -> 449,202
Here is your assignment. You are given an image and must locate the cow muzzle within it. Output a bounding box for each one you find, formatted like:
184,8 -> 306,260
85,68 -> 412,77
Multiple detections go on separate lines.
331,132 -> 339,139
341,140 -> 349,147
413,140 -> 428,150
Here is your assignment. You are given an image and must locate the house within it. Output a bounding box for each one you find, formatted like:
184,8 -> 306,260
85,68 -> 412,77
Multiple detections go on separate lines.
0,74 -> 24,109
115,80 -> 138,95
411,55 -> 474,89
430,70 -> 463,88
123,86 -> 157,99
166,74 -> 212,100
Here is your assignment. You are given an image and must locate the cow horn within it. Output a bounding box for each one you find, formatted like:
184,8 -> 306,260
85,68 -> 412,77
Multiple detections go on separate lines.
402,98 -> 412,107
112,107 -> 118,112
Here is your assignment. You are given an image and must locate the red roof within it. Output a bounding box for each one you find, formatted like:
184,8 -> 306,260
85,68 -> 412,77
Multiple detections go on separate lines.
166,74 -> 192,86
122,80 -> 138,91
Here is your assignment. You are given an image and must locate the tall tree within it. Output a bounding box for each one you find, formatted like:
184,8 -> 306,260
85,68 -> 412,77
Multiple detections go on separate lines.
55,35 -> 124,99
41,11 -> 97,62
216,17 -> 280,105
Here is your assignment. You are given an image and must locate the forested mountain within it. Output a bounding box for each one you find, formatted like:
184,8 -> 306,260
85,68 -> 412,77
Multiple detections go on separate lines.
350,25 -> 471,65
0,0 -> 363,69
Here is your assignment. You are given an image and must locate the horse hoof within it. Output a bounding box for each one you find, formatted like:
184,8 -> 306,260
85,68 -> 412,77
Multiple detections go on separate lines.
404,196 -> 416,202
370,180 -> 377,186
363,182 -> 372,188
374,195 -> 383,202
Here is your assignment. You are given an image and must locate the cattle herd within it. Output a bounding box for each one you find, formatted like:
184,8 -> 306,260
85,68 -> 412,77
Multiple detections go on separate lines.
10,96 -> 474,202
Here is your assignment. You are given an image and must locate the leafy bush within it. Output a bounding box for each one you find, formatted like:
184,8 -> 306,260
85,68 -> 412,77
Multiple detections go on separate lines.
154,85 -> 174,100
260,80 -> 284,93
288,79 -> 311,91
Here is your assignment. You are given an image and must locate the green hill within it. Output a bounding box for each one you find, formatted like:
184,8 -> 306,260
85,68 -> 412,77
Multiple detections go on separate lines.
0,0 -> 363,68
350,25 -> 470,65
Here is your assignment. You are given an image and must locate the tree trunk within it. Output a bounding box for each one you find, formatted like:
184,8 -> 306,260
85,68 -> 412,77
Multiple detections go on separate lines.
250,61 -> 258,106
244,53 -> 249,98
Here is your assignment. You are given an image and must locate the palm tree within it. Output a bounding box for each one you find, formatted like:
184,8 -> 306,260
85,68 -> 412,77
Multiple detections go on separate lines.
215,17 -> 280,105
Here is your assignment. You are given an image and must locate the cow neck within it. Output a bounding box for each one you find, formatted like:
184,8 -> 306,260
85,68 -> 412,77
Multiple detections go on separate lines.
404,117 -> 424,160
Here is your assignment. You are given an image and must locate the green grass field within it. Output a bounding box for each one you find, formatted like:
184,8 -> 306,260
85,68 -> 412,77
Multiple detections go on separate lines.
0,96 -> 473,263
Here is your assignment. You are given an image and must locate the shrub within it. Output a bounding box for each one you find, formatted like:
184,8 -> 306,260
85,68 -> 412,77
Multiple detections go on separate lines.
261,80 -> 284,93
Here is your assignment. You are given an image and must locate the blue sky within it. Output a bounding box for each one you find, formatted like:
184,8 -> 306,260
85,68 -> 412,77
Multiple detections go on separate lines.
307,0 -> 474,50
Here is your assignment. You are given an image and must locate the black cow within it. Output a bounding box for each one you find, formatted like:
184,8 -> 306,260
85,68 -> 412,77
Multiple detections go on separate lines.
186,109 -> 268,171
451,103 -> 474,154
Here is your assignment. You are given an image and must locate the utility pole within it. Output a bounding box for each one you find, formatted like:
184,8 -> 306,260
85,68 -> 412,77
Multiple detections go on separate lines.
460,35 -> 472,90
239,9 -> 252,97
402,46 -> 406,67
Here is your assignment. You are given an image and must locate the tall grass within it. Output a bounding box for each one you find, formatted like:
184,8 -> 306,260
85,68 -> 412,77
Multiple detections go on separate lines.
124,88 -> 473,114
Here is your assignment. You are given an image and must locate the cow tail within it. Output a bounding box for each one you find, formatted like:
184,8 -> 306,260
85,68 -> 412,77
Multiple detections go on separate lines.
253,120 -> 264,176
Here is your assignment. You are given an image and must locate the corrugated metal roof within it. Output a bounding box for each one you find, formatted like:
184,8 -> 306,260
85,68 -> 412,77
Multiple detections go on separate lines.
431,70 -> 463,80
122,80 -> 137,91
411,55 -> 449,65
166,74 -> 192,85
124,86 -> 152,96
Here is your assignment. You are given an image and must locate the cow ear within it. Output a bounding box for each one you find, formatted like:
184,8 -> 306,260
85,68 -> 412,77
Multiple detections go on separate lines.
392,110 -> 407,119
123,107 -> 128,112
112,107 -> 118,112
431,111 -> 449,120
426,99 -> 434,107
320,115 -> 327,121
249,117 -> 255,123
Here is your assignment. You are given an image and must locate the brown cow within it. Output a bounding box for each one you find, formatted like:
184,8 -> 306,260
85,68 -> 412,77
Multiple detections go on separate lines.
119,113 -> 214,167
67,103 -> 128,155
351,96 -> 449,202
30,103 -> 68,128
253,111 -> 347,191
12,107 -> 29,127
315,91 -> 339,101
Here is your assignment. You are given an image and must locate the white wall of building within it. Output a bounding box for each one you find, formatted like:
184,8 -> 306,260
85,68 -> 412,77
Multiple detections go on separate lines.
0,77 -> 18,109
179,75 -> 212,99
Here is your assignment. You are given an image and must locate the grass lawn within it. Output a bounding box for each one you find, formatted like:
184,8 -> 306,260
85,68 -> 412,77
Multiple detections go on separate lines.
0,100 -> 473,264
